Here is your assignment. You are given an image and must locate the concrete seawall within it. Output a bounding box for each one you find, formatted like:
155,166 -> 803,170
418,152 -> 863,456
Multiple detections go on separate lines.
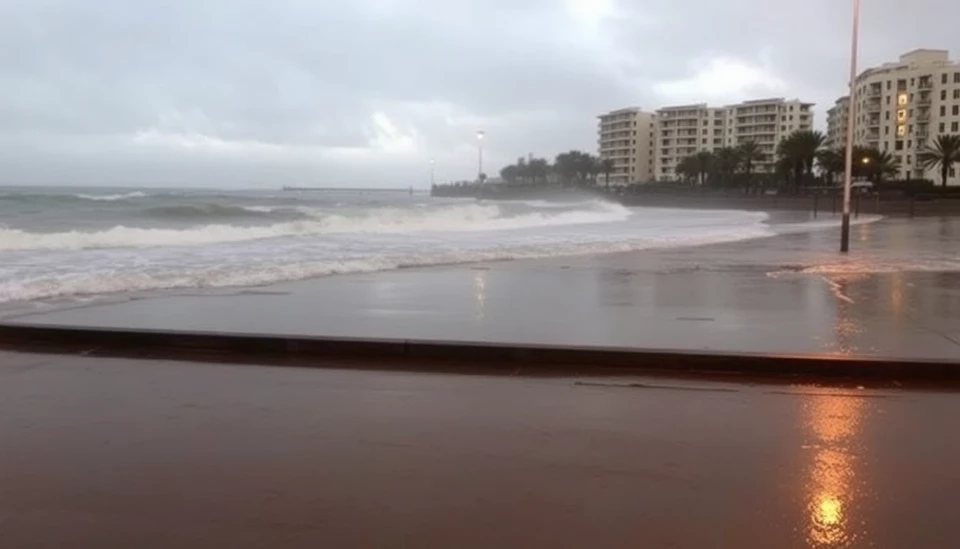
1,323 -> 958,384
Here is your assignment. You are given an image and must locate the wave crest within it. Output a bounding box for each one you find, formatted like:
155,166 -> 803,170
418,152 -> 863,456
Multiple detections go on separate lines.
0,201 -> 633,251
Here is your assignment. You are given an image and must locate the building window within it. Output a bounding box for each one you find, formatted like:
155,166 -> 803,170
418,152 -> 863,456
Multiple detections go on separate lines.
886,96 -> 891,105
897,110 -> 907,122
951,168 -> 957,177
943,74 -> 949,84
781,126 -> 786,132
883,142 -> 889,151
941,123 -> 947,132
897,125 -> 906,137
895,141 -> 904,150
909,124 -> 913,134
955,105 -> 960,116
941,106 -> 947,116
954,89 -> 960,99
885,126 -> 890,135
887,80 -> 892,90
910,78 -> 915,86
702,138 -> 707,144
886,111 -> 890,120
898,94 -> 908,106
910,93 -> 915,101
907,155 -> 912,165
943,90 -> 948,100
909,109 -> 914,117
908,140 -> 913,148
954,122 -> 959,132
955,72 -> 960,83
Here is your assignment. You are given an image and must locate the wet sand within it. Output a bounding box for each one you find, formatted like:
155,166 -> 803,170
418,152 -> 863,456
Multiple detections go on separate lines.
2,349 -> 959,548
9,216 -> 960,361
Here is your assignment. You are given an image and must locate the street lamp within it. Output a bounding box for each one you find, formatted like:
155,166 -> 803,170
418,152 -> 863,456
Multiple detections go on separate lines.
840,0 -> 861,253
476,130 -> 485,182
429,158 -> 435,187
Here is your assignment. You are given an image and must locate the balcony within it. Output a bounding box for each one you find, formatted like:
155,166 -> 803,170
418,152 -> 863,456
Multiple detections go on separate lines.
916,129 -> 930,138
918,80 -> 934,90
866,88 -> 882,98
866,101 -> 881,113
916,112 -> 931,122
868,117 -> 881,127
917,96 -> 932,106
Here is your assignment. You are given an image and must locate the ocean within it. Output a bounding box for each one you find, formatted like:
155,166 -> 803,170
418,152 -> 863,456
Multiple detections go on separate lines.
0,186 -> 868,313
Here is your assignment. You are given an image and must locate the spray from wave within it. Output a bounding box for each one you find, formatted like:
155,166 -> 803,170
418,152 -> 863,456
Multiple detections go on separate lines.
0,220 -> 773,304
74,191 -> 148,201
0,201 -> 633,251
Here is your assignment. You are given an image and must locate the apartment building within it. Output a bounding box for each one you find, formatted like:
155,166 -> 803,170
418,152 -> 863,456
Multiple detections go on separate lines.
654,104 -> 726,181
836,49 -> 960,184
825,96 -> 850,150
654,98 -> 814,180
597,108 -> 655,185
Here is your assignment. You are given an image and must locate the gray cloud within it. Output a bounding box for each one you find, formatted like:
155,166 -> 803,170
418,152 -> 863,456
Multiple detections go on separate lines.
0,0 -> 958,186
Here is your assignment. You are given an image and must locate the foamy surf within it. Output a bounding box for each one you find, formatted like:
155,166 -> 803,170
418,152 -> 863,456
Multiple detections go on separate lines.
0,201 -> 634,251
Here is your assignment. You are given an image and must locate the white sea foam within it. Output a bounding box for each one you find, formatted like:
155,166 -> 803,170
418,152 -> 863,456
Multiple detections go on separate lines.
0,202 -> 634,251
0,220 -> 773,304
74,191 -> 149,201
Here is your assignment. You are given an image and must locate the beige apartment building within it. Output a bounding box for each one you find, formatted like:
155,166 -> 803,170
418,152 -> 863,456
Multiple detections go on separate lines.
825,96 -> 850,150
834,49 -> 960,184
596,108 -> 655,185
654,98 -> 814,181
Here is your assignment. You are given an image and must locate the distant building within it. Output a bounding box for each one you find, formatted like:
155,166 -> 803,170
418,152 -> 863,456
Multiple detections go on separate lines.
596,108 -> 655,185
654,98 -> 814,181
825,96 -> 850,150
832,49 -> 960,184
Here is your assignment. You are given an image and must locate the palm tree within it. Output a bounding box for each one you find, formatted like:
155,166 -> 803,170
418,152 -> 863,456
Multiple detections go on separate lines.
865,150 -> 901,183
777,130 -> 826,188
675,156 -> 697,184
713,147 -> 742,188
686,152 -> 715,186
918,134 -> 960,187
600,158 -> 616,189
815,149 -> 844,185
738,141 -> 765,177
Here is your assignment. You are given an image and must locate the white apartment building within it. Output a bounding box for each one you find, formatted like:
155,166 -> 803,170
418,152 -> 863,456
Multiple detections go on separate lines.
654,98 -> 814,180
825,96 -> 850,150
838,49 -> 960,184
597,108 -> 655,185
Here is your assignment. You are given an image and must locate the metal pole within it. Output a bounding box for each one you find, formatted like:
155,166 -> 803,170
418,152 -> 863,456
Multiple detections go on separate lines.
430,159 -> 435,187
476,130 -> 485,182
841,0 -> 860,253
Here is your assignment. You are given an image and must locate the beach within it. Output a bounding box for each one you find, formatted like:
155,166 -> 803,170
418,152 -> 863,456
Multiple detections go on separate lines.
9,215 -> 960,360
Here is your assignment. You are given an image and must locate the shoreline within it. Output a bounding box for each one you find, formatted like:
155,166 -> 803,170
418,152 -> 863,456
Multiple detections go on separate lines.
6,216 -> 960,365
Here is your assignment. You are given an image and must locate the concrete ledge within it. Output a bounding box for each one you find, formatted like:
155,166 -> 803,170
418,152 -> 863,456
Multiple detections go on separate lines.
1,322 -> 958,383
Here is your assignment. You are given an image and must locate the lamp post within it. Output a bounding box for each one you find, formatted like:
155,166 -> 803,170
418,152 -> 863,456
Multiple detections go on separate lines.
429,158 -> 435,187
476,130 -> 485,183
840,0 -> 861,253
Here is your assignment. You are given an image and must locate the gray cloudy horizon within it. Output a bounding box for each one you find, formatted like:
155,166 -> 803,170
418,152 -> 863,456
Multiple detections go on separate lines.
0,0 -> 957,188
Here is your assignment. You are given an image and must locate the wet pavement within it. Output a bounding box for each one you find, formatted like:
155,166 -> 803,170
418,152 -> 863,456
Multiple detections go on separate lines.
9,217 -> 960,360
2,350 -> 959,548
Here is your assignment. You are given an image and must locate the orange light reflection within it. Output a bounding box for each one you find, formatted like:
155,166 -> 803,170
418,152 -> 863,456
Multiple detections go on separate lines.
805,394 -> 865,547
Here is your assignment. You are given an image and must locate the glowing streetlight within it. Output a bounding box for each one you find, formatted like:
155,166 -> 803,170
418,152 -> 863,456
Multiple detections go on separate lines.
429,158 -> 436,187
476,130 -> 485,183
840,0 -> 861,253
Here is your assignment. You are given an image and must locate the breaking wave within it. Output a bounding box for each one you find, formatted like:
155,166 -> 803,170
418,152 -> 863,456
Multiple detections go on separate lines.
0,202 -> 634,251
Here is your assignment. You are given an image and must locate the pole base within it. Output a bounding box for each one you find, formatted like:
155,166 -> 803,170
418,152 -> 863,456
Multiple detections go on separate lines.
840,213 -> 851,253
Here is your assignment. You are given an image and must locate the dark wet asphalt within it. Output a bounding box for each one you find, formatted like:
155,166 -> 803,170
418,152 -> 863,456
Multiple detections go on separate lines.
2,351 -> 959,548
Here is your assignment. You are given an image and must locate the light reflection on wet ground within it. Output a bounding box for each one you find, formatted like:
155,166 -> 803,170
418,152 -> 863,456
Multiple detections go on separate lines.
3,351 -> 958,548
804,393 -> 866,547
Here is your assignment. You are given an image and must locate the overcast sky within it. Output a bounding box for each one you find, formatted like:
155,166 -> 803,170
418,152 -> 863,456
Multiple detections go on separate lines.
0,0 -> 958,188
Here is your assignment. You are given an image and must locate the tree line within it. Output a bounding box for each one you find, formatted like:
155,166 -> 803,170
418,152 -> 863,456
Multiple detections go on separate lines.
675,131 -> 960,189
498,151 -> 621,188
433,132 -> 960,197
